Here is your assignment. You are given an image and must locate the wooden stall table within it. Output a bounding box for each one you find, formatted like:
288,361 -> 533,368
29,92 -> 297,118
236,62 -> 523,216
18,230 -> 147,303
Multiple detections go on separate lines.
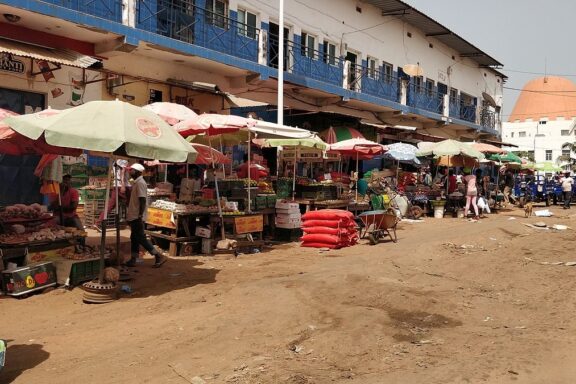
145,207 -> 210,256
291,198 -> 315,212
209,213 -> 264,253
313,200 -> 350,210
348,202 -> 371,216
254,207 -> 276,238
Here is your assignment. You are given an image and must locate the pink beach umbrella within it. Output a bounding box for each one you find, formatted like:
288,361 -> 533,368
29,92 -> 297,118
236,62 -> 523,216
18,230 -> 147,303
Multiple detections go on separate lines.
143,102 -> 198,125
0,108 -> 80,156
174,113 -> 255,137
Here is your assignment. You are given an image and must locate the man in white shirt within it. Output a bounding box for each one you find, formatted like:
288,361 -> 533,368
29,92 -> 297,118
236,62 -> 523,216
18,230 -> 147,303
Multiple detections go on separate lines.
560,171 -> 574,209
126,163 -> 167,268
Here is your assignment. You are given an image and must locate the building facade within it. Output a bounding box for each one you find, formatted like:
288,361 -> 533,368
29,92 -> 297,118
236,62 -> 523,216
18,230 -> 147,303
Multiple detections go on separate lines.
0,0 -> 505,141
502,76 -> 576,168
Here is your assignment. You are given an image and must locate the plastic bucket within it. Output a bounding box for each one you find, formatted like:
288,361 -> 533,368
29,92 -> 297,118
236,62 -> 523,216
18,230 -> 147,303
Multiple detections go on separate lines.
433,205 -> 445,219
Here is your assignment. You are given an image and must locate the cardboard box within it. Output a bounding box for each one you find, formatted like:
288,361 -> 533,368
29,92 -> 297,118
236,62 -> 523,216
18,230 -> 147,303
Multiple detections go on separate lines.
276,207 -> 301,215
276,212 -> 301,219
275,215 -> 301,225
195,226 -> 212,238
275,200 -> 300,211
275,221 -> 302,229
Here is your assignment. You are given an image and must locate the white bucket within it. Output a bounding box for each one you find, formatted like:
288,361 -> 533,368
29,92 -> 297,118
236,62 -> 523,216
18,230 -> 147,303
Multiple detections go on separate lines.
433,205 -> 445,219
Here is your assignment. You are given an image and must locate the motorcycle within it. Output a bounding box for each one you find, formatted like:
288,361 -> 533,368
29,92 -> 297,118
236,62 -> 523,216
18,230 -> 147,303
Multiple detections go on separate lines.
517,180 -> 532,208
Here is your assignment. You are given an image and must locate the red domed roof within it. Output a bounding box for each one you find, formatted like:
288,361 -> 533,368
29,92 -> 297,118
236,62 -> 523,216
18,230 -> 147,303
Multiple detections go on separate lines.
508,76 -> 576,122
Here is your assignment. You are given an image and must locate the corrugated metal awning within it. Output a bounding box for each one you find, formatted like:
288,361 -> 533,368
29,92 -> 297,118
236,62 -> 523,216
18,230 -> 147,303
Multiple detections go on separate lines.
0,38 -> 99,68
362,0 -> 504,69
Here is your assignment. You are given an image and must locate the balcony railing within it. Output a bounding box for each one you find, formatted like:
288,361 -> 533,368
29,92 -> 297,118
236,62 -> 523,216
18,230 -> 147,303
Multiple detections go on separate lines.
41,0 -> 122,22
449,98 -> 476,123
136,0 -> 259,62
40,0 -> 496,131
407,83 -> 443,114
480,107 -> 496,130
347,64 -> 399,103
267,35 -> 344,87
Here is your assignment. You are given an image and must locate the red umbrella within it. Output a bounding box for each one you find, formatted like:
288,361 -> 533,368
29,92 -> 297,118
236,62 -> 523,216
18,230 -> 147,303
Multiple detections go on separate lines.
324,126 -> 337,144
190,143 -> 230,165
0,108 -> 81,156
320,126 -> 364,143
470,142 -> 505,154
144,144 -> 229,166
328,138 -> 387,159
174,113 -> 255,137
143,102 -> 198,125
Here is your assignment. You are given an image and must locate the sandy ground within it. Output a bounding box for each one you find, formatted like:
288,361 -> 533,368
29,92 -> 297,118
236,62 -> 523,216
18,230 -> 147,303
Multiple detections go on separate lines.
2,204 -> 576,383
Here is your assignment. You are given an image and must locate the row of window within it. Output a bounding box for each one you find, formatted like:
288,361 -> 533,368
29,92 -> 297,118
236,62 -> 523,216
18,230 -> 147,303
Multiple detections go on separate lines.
509,129 -> 572,138
208,1 -> 474,103
528,150 -> 568,161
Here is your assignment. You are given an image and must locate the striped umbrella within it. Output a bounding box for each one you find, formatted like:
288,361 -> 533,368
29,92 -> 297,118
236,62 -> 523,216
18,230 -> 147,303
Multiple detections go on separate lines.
320,126 -> 364,143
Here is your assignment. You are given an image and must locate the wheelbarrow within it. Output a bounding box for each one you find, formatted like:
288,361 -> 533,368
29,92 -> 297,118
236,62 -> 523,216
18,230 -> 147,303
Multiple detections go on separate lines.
358,210 -> 399,245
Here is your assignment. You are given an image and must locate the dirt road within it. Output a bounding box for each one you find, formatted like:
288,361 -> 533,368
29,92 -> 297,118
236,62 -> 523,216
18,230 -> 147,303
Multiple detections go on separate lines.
2,206 -> 576,383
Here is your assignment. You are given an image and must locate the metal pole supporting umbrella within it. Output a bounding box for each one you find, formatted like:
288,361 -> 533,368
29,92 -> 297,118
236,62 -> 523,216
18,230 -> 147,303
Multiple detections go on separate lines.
247,131 -> 252,212
219,135 -> 226,178
355,152 -> 359,201
208,135 -> 226,240
114,162 -> 120,263
98,157 -> 114,283
292,148 -> 297,201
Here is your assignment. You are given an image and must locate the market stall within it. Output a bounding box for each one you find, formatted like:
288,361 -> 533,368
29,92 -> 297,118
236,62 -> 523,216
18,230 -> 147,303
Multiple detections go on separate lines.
0,202 -> 97,295
144,199 -> 221,256
4,100 -> 197,302
416,139 -> 485,218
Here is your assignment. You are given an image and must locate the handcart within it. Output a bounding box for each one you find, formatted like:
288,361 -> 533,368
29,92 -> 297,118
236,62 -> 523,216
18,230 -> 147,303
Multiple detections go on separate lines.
358,210 -> 399,245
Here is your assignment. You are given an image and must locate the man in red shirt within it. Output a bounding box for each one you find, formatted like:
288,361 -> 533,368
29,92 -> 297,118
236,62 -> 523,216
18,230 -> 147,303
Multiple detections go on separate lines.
236,154 -> 261,181
51,174 -> 84,231
447,169 -> 458,194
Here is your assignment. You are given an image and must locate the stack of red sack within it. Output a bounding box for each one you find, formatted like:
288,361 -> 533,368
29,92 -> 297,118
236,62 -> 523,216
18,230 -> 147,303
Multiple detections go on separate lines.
301,209 -> 359,249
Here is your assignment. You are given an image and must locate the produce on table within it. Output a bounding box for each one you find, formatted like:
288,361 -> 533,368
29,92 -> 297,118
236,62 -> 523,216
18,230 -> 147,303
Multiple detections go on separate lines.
0,203 -> 49,221
150,199 -> 226,214
0,225 -> 84,245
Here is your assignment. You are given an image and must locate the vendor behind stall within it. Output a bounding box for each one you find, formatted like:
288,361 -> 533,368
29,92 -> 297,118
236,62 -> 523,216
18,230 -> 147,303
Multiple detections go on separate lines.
236,154 -> 263,181
357,171 -> 368,197
50,174 -> 84,231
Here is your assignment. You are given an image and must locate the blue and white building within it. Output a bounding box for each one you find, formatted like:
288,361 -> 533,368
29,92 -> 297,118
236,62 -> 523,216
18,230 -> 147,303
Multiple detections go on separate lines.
0,0 -> 505,142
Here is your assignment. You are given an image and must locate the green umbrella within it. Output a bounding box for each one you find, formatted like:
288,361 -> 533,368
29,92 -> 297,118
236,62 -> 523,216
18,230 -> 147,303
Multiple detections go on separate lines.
416,139 -> 485,159
489,152 -> 522,163
534,162 -> 562,172
5,100 -> 197,163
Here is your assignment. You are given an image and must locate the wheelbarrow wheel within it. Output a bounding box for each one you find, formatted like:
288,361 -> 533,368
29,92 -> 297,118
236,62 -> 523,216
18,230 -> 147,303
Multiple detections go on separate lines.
409,205 -> 424,219
368,233 -> 379,245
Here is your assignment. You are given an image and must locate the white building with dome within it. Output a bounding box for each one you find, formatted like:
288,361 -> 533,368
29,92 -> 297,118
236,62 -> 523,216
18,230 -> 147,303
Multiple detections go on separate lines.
502,76 -> 576,169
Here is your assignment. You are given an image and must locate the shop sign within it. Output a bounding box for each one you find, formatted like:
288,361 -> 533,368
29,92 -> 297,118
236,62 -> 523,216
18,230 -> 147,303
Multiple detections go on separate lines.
234,214 -> 263,234
146,207 -> 176,229
0,53 -> 25,74
282,150 -> 324,161
1,262 -> 57,295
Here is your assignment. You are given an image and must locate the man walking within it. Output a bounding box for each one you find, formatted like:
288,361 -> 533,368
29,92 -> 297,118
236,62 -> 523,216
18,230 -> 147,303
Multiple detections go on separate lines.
560,171 -> 574,209
126,163 -> 167,268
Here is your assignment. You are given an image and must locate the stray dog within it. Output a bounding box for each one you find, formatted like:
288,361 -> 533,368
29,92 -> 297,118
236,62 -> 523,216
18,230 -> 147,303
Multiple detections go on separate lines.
524,202 -> 534,218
